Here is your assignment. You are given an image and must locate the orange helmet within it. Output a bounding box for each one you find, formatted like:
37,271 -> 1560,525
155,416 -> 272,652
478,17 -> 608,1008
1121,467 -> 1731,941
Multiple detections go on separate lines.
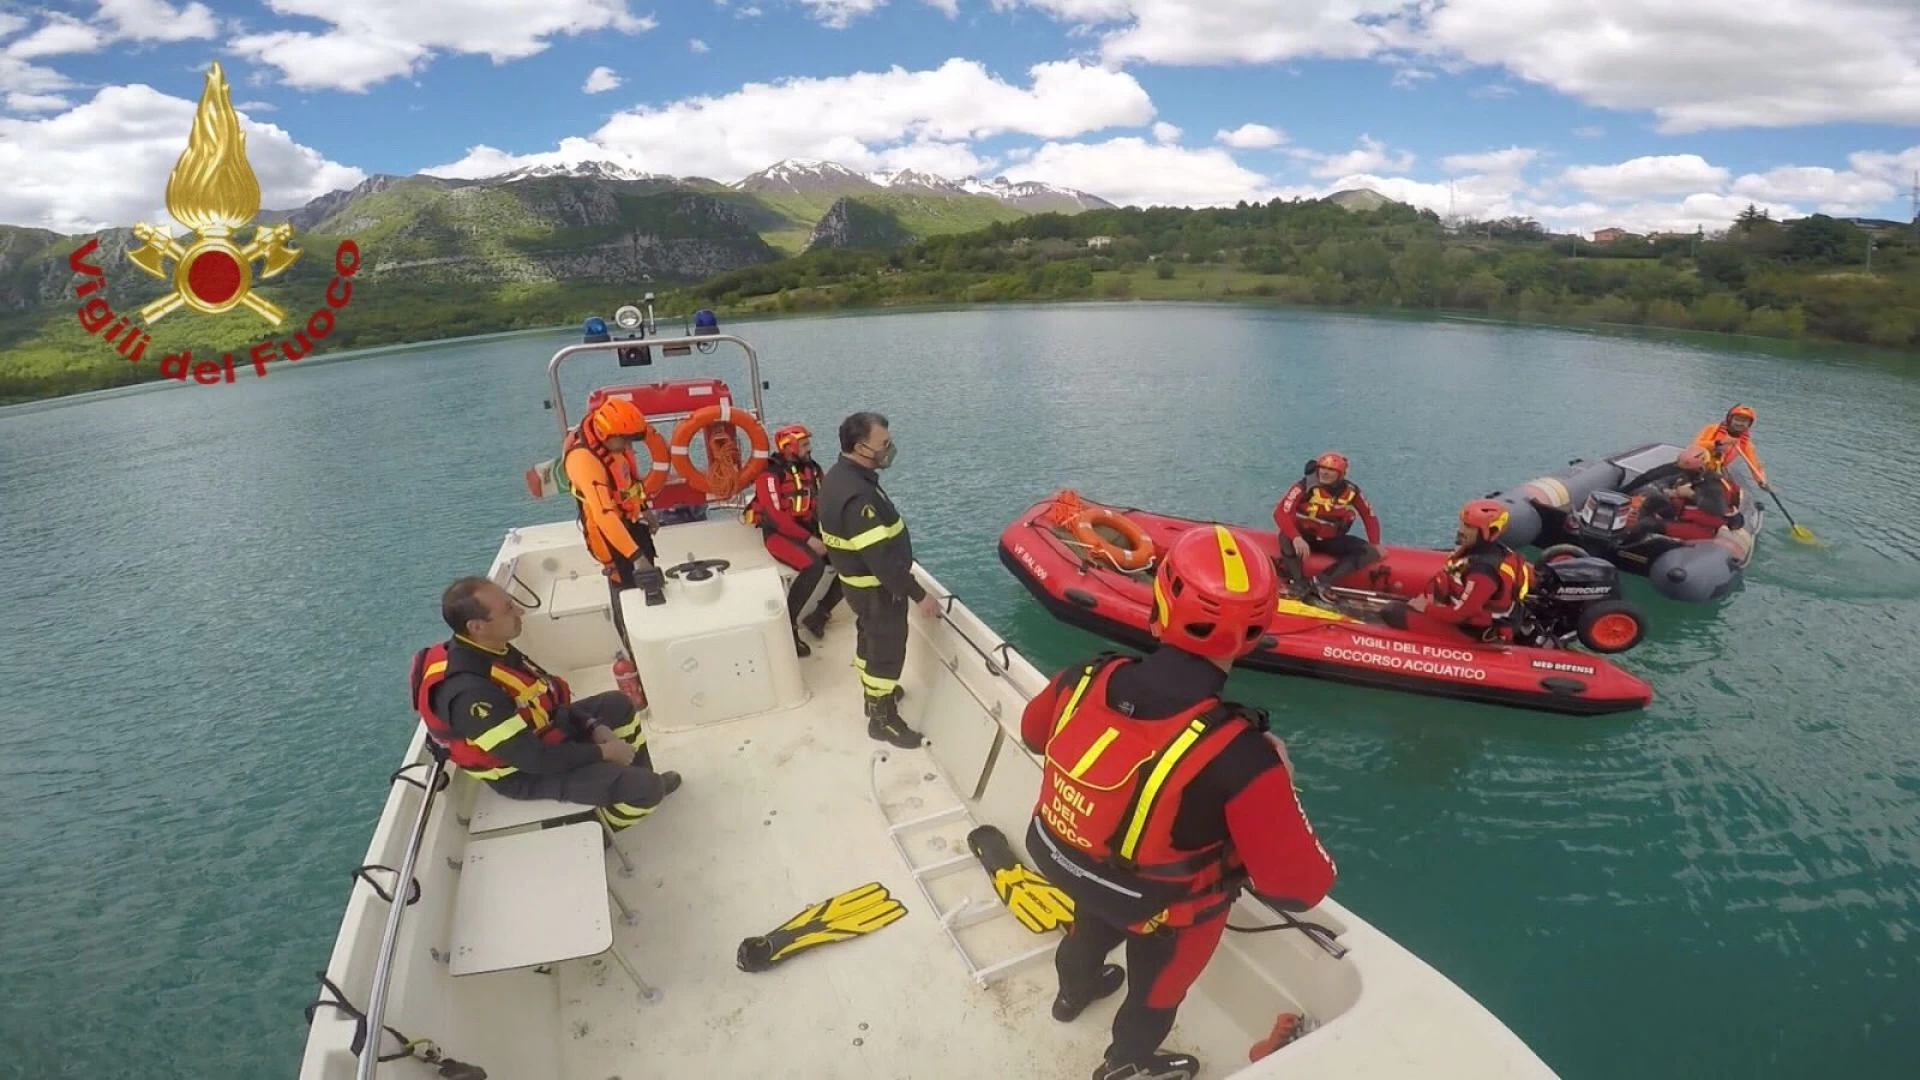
1458,499 -> 1511,543
1150,525 -> 1278,660
1677,446 -> 1711,472
1725,404 -> 1755,425
588,397 -> 649,441
773,423 -> 811,456
1313,451 -> 1348,480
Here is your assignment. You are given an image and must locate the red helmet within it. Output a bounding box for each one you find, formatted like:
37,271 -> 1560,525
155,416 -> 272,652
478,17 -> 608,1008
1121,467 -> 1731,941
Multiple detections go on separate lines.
1150,525 -> 1278,660
773,423 -> 811,456
1313,451 -> 1348,480
588,397 -> 650,441
1676,446 -> 1711,472
1725,404 -> 1755,425
1458,499 -> 1511,543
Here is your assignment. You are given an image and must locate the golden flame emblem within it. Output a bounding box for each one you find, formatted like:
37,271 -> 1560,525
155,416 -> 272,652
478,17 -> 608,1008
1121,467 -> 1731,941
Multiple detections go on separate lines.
126,62 -> 301,326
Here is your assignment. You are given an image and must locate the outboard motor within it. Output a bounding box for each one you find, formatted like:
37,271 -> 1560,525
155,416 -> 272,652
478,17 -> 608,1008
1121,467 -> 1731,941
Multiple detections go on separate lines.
1521,554 -> 1646,653
1571,490 -> 1636,548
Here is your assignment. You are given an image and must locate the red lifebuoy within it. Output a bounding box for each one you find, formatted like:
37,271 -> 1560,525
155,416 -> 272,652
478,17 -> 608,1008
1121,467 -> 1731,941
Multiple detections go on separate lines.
633,426 -> 673,497
1068,507 -> 1155,572
669,402 -> 769,496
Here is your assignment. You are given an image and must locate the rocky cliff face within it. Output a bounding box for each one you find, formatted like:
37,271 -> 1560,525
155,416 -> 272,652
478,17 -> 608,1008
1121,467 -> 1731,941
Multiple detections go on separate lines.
804,198 -> 913,252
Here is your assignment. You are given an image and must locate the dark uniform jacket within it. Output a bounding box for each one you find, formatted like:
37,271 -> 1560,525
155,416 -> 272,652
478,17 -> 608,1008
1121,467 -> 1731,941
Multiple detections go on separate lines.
817,456 -> 927,602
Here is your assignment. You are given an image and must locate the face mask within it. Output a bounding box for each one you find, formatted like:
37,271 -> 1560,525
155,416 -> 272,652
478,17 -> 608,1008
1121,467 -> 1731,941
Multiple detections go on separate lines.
870,441 -> 898,470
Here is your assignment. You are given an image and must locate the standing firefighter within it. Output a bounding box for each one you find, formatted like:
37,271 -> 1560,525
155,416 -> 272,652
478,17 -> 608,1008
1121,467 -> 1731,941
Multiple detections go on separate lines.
1022,525 -> 1337,1080
744,423 -> 844,657
817,411 -> 941,749
562,397 -> 664,653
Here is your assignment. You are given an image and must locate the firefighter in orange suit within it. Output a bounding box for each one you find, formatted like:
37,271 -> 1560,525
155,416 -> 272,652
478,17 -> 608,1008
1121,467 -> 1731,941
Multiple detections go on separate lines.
563,397 -> 659,652
745,423 -> 844,657
1692,403 -> 1768,491
411,577 -> 680,833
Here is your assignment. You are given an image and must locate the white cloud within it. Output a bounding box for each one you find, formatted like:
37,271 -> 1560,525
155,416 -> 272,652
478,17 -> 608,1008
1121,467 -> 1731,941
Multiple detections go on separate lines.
795,0 -> 960,26
231,1 -> 656,92
997,1 -> 1920,132
583,65 -> 621,93
1002,0 -> 1401,64
1151,120 -> 1180,143
1730,166 -> 1898,217
6,91 -> 70,113
0,14 -> 26,39
94,0 -> 220,42
1572,125 -> 1605,139
6,16 -> 106,59
235,100 -> 277,112
1214,122 -> 1284,149
424,58 -> 1154,182
1849,145 -> 1920,186
1441,147 -> 1535,175
0,83 -> 365,233
690,38 -> 710,53
1003,137 -> 1280,207
1562,155 -> 1730,199
1295,134 -> 1412,179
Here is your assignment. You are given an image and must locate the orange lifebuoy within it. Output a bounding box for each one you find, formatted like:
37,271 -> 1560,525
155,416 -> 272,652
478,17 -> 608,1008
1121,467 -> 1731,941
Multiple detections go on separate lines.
1068,507 -> 1155,572
669,403 -> 768,496
633,426 -> 673,498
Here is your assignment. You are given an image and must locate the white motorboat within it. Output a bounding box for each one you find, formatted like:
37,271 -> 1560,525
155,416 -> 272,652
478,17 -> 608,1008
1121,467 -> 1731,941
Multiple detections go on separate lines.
298,315 -> 1560,1080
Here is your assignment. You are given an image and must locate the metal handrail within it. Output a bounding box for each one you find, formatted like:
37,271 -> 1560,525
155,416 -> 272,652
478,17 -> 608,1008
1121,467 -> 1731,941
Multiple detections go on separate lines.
545,334 -> 765,440
354,752 -> 448,1080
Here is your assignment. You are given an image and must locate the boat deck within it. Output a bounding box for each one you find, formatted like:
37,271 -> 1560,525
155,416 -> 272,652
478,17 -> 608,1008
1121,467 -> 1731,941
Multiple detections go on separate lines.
552,617 -> 1249,1079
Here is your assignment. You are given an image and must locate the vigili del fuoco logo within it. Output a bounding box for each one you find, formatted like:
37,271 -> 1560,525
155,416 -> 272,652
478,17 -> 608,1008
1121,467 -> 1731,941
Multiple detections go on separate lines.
66,61 -> 362,385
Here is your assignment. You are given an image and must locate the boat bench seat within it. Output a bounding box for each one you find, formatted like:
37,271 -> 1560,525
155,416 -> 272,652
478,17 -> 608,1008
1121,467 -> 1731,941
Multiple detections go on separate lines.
447,819 -> 660,1000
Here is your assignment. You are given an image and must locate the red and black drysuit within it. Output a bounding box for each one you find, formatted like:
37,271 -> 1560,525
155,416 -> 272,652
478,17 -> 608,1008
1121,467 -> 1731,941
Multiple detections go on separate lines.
745,452 -> 844,632
1637,472 -> 1745,541
1394,540 -> 1533,642
1021,647 -> 1337,1068
1273,478 -> 1381,589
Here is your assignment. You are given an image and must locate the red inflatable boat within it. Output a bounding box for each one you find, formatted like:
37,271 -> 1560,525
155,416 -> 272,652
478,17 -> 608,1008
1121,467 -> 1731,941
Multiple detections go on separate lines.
997,493 -> 1653,716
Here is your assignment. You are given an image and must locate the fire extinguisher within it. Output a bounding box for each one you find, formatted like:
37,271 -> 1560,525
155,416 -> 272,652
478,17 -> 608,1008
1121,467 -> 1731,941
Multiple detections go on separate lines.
612,650 -> 648,711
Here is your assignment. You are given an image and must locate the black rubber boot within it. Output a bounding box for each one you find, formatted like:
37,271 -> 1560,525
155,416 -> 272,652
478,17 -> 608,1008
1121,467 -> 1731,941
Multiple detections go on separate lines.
659,771 -> 682,798
891,685 -> 905,703
866,696 -> 923,749
793,631 -> 812,658
1091,1052 -> 1202,1080
1053,964 -> 1125,1022
801,611 -> 830,639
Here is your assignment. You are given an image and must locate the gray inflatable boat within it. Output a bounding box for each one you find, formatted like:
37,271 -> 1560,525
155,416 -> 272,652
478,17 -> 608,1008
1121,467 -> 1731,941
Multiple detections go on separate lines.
1486,443 -> 1764,602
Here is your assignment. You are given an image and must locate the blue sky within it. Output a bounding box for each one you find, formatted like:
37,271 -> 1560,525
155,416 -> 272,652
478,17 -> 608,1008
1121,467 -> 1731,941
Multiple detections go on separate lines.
2,0 -> 1917,236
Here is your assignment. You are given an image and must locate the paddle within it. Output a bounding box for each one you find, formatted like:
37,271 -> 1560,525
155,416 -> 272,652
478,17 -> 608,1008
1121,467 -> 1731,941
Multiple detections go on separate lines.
1762,486 -> 1819,545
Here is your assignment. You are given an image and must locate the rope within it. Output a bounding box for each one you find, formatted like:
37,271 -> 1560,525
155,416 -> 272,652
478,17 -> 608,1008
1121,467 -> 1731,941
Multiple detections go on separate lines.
351,865 -> 422,907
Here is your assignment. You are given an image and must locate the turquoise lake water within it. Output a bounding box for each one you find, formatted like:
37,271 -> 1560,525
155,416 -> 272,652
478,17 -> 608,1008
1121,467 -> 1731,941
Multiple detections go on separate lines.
3,302 -> 1918,1078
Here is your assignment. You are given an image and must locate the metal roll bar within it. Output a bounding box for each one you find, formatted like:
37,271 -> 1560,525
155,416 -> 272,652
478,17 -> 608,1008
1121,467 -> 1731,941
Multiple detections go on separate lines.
354,754 -> 448,1080
545,334 -> 766,440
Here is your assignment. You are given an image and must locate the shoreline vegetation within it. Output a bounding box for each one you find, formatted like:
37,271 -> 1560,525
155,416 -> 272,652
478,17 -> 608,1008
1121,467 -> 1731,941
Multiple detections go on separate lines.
4,200 -> 1914,404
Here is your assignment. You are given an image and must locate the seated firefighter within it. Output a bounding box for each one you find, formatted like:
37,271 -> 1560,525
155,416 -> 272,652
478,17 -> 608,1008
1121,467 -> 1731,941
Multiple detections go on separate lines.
744,423 -> 844,657
1633,446 -> 1746,542
409,577 -> 681,834
1273,451 -> 1383,600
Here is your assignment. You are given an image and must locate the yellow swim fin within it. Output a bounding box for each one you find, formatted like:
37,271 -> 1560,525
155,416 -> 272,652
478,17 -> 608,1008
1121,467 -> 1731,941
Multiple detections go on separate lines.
967,825 -> 1075,934
737,882 -> 908,972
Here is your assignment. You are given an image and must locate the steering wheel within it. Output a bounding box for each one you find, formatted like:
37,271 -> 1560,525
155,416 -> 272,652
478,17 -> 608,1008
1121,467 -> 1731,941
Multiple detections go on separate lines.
663,558 -> 731,581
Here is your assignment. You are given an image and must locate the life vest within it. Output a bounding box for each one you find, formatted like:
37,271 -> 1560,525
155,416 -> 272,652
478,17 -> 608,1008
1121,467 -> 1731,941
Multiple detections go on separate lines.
563,427 -> 649,521
1034,655 -> 1256,925
1294,482 -> 1359,541
1431,543 -> 1533,626
408,638 -> 572,781
743,457 -> 821,528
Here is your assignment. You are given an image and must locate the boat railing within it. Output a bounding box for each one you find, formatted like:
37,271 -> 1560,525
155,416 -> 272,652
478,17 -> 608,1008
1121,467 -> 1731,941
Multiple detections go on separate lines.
351,749 -> 449,1080
545,333 -> 765,440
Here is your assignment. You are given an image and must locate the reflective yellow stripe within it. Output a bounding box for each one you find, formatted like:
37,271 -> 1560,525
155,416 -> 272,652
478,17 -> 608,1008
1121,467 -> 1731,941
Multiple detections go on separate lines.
821,518 -> 903,551
860,671 -> 898,696
838,574 -> 881,588
423,660 -> 447,679
1214,525 -> 1249,593
1067,728 -> 1118,779
1051,667 -> 1098,738
1118,719 -> 1208,860
464,764 -> 518,780
472,715 -> 528,750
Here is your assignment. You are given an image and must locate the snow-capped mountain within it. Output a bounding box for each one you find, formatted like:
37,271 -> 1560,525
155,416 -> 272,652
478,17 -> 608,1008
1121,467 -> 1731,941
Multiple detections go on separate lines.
957,175 -> 1115,213
867,168 -> 969,195
731,158 -> 880,196
493,160 -> 672,183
